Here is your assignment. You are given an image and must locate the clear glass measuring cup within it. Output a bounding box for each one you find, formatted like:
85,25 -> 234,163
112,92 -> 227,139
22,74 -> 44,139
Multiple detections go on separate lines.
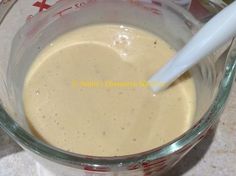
0,0 -> 236,175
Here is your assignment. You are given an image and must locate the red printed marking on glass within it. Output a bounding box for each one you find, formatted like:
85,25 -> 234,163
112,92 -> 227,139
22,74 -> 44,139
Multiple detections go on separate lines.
83,165 -> 110,172
53,0 -> 96,18
55,6 -> 73,17
33,0 -> 51,12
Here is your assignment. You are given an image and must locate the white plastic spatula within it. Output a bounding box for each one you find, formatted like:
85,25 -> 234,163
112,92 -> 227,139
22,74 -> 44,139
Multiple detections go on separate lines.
149,1 -> 236,92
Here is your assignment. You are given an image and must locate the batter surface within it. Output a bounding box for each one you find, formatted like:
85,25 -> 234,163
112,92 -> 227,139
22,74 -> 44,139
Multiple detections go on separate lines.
23,24 -> 196,156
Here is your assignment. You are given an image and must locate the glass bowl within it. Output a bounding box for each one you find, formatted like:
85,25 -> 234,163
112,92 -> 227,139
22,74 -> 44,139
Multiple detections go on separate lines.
0,0 -> 236,175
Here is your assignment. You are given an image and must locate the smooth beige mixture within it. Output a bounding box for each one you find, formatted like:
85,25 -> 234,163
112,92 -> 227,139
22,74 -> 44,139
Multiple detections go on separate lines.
23,24 -> 196,156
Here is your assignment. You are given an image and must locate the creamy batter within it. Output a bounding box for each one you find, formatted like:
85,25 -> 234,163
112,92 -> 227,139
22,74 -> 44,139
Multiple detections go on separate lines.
23,24 -> 196,156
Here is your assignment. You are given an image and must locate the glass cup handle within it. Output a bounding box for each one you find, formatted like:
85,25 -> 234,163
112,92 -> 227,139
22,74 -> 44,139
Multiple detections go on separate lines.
0,0 -> 17,24
227,37 -> 236,81
0,0 -> 18,110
